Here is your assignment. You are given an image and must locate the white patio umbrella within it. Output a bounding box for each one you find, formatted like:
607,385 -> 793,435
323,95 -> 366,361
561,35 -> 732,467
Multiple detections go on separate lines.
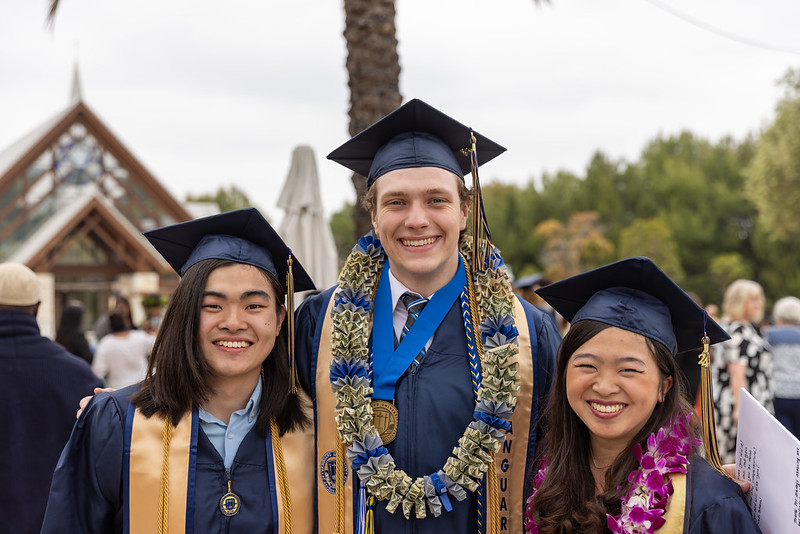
277,145 -> 339,302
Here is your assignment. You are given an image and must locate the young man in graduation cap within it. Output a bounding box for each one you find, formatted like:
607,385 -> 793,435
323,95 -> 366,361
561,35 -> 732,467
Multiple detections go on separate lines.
526,257 -> 760,532
42,208 -> 316,534
295,99 -> 561,533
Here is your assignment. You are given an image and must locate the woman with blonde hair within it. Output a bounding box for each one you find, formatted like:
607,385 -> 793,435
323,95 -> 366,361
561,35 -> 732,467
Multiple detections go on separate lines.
712,279 -> 774,464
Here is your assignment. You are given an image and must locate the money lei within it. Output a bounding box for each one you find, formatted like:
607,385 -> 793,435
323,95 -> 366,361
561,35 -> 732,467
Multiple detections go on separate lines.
328,232 -> 521,520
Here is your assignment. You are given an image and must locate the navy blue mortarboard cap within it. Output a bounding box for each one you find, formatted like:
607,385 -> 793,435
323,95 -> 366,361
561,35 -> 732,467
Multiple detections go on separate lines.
143,208 -> 315,293
512,273 -> 550,290
327,98 -> 506,188
535,257 -> 729,354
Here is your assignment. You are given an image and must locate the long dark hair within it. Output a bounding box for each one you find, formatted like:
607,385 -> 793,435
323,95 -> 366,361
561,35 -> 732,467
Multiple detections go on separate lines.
529,320 -> 696,533
131,258 -> 309,435
56,304 -> 84,346
56,303 -> 93,363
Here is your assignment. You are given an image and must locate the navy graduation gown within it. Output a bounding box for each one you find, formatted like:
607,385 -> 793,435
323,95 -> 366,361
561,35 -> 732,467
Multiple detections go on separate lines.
41,386 -> 278,534
683,454 -> 761,533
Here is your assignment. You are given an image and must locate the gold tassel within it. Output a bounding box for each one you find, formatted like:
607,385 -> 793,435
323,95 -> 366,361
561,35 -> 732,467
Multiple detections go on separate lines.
462,132 -> 492,274
286,254 -> 297,394
698,333 -> 729,478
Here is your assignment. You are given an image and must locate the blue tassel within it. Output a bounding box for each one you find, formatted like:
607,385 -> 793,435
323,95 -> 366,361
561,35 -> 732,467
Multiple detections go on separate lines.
356,482 -> 367,534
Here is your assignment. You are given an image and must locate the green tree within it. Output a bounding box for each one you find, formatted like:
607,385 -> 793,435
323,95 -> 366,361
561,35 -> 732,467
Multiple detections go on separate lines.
329,202 -> 355,269
708,253 -> 752,302
745,68 -> 800,244
535,211 -> 614,281
482,181 -> 546,277
617,218 -> 684,284
632,132 -> 758,296
186,185 -> 260,214
573,152 -> 646,243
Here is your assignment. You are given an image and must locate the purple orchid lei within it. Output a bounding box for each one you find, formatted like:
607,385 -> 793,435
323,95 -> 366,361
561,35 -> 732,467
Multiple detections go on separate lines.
525,412 -> 700,534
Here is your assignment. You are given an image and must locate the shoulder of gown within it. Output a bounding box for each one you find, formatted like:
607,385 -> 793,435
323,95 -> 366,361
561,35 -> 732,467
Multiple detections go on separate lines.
684,454 -> 762,534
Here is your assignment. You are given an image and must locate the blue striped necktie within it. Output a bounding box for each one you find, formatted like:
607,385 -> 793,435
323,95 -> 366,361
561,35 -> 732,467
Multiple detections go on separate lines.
400,292 -> 429,343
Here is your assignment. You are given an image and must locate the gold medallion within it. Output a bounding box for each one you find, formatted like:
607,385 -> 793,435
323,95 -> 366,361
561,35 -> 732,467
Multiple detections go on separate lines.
220,491 -> 241,516
372,399 -> 399,444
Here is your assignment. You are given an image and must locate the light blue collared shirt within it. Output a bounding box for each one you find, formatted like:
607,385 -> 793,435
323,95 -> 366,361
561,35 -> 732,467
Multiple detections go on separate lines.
198,378 -> 262,468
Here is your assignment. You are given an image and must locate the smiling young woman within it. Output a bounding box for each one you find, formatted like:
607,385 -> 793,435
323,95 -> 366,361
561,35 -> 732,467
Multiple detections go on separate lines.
525,257 -> 761,534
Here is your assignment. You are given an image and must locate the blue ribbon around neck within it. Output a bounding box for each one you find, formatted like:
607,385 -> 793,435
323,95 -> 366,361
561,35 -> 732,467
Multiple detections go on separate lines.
371,260 -> 466,401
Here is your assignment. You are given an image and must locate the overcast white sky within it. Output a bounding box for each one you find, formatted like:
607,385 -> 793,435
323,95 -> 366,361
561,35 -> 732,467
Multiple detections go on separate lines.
1,0 -> 798,223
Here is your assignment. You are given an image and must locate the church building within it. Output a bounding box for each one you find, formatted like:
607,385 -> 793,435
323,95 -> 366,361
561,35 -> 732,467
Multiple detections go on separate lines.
0,70 -> 199,337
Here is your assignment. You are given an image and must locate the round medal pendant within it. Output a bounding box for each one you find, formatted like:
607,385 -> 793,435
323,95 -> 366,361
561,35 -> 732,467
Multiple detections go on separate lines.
219,491 -> 241,516
371,400 -> 399,444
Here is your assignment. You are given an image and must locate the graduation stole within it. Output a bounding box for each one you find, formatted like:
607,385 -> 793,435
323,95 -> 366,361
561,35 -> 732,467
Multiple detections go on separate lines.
123,401 -> 315,534
315,235 -> 535,533
659,473 -> 686,534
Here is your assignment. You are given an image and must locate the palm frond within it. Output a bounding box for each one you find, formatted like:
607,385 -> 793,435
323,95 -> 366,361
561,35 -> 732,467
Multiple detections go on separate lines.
46,0 -> 59,27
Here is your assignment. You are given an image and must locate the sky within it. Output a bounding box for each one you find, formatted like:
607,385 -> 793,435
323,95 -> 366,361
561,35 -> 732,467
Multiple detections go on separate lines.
1,0 -> 799,224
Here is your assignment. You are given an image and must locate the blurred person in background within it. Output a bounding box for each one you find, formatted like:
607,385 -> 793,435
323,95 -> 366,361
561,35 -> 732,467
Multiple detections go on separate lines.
55,301 -> 94,364
0,263 -> 103,534
91,310 -> 154,389
765,296 -> 800,439
140,293 -> 166,335
513,273 -> 554,317
712,279 -> 774,464
93,294 -> 134,342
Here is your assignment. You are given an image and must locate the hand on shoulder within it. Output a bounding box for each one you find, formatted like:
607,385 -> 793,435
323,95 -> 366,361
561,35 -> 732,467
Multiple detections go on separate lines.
76,387 -> 115,419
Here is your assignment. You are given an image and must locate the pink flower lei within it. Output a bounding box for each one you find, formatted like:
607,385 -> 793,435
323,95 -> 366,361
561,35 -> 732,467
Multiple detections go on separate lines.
525,412 -> 700,534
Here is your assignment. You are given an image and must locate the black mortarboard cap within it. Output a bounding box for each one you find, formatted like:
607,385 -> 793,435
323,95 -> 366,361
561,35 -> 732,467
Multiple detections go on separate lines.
143,208 -> 315,293
327,98 -> 506,188
536,257 -> 729,354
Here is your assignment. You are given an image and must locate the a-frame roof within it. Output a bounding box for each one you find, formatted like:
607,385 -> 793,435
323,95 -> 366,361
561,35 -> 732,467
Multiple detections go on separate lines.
8,187 -> 173,277
0,84 -> 191,264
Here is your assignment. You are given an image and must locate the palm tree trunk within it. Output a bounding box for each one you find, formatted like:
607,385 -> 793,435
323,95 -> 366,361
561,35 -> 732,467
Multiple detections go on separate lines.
343,0 -> 402,239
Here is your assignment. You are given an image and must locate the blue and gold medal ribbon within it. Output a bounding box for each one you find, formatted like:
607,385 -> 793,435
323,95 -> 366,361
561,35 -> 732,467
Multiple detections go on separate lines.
371,260 -> 466,400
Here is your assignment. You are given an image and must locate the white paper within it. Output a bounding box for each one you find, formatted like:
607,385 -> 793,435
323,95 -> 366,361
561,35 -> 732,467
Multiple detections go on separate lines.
736,388 -> 800,533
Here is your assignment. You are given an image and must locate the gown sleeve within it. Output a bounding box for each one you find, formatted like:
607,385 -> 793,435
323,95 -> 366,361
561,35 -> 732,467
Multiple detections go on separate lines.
40,391 -> 126,533
532,306 -> 560,395
685,456 -> 762,534
294,287 -> 335,396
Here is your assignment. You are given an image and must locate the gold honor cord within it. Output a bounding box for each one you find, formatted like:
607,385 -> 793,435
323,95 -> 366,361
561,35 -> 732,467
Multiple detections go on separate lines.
158,415 -> 173,534
335,436 -> 346,534
270,418 -> 294,533
287,255 -> 297,394
464,252 -> 500,534
698,334 -> 729,478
